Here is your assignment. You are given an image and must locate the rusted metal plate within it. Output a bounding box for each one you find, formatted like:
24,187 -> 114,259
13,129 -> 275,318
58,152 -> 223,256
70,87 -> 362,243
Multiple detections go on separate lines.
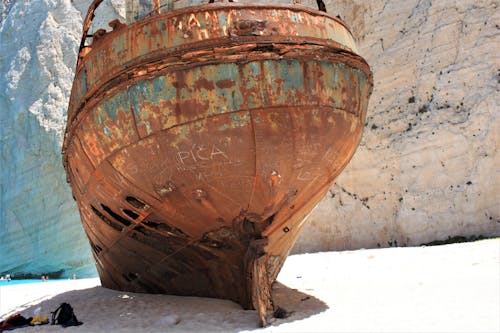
64,3 -> 364,130
63,1 -> 372,326
65,135 -> 94,194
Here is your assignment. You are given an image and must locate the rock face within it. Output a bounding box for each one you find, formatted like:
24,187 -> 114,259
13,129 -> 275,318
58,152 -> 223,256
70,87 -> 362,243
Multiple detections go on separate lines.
0,0 -> 125,278
0,0 -> 498,277
294,0 -> 500,251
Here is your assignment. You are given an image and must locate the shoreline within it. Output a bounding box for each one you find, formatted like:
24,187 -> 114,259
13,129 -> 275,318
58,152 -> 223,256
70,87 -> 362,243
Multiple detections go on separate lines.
1,239 -> 498,332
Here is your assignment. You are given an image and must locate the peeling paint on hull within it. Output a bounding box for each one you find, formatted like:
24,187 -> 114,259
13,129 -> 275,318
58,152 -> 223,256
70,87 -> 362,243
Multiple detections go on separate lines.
63,2 -> 372,326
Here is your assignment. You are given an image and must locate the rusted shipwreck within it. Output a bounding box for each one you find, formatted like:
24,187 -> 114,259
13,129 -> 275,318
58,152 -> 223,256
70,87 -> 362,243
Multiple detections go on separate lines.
62,0 -> 372,325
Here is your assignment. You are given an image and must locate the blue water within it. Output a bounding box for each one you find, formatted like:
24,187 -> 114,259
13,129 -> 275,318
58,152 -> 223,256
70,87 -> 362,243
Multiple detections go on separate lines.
0,279 -> 66,286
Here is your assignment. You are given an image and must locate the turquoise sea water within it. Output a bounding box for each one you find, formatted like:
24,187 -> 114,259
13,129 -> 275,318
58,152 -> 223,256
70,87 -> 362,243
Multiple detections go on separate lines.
0,279 -> 66,286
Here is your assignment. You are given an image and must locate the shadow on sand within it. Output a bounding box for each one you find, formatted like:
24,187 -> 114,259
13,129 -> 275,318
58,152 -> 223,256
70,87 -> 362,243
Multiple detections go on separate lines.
13,281 -> 327,332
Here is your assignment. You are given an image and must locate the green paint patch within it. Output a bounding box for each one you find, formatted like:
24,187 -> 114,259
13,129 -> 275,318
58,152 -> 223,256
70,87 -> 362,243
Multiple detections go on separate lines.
152,77 -> 165,102
128,81 -> 152,117
103,99 -> 118,121
218,124 -> 228,131
280,60 -> 304,91
95,107 -> 107,126
80,70 -> 87,95
230,112 -> 250,128
217,12 -> 227,27
249,62 -> 260,76
291,14 -> 300,23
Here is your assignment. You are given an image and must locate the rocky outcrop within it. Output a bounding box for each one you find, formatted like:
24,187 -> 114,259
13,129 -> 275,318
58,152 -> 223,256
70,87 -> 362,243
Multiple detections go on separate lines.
0,0 -> 124,278
294,0 -> 499,251
0,0 -> 498,277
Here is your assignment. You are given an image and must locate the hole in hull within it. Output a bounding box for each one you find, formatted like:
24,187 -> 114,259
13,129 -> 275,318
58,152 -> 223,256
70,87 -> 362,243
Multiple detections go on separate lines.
123,209 -> 139,220
142,213 -> 187,237
126,196 -> 149,210
101,204 -> 132,227
91,205 -> 123,232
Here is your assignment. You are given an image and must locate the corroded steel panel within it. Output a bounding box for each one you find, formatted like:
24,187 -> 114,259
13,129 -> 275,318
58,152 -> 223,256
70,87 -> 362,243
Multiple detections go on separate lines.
66,136 -> 94,194
63,1 -> 372,326
65,4 -> 363,128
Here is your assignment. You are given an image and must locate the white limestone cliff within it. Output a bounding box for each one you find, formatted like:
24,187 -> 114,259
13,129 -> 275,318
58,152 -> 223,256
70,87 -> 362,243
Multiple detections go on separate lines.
295,0 -> 499,251
0,0 -> 498,277
0,0 -> 125,277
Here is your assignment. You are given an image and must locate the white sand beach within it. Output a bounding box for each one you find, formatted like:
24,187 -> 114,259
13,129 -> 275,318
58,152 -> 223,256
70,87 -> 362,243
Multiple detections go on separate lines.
1,238 -> 499,333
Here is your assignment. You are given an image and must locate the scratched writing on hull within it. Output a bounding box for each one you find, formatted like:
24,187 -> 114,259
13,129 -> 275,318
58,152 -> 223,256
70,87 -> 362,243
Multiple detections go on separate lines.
176,159 -> 243,174
175,144 -> 229,165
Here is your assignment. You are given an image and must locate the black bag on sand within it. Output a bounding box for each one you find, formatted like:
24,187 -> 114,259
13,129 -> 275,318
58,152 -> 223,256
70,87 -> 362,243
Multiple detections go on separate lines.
51,302 -> 83,327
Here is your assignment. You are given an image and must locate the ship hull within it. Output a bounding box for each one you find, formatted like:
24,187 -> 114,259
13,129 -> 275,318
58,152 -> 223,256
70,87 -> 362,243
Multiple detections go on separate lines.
63,2 -> 372,325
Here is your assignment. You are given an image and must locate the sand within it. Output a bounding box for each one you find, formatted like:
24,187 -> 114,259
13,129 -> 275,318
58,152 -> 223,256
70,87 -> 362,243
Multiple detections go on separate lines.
1,238 -> 498,332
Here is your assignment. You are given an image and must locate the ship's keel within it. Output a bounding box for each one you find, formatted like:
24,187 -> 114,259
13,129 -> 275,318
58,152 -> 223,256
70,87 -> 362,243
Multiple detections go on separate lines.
251,253 -> 275,326
87,209 -> 284,326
